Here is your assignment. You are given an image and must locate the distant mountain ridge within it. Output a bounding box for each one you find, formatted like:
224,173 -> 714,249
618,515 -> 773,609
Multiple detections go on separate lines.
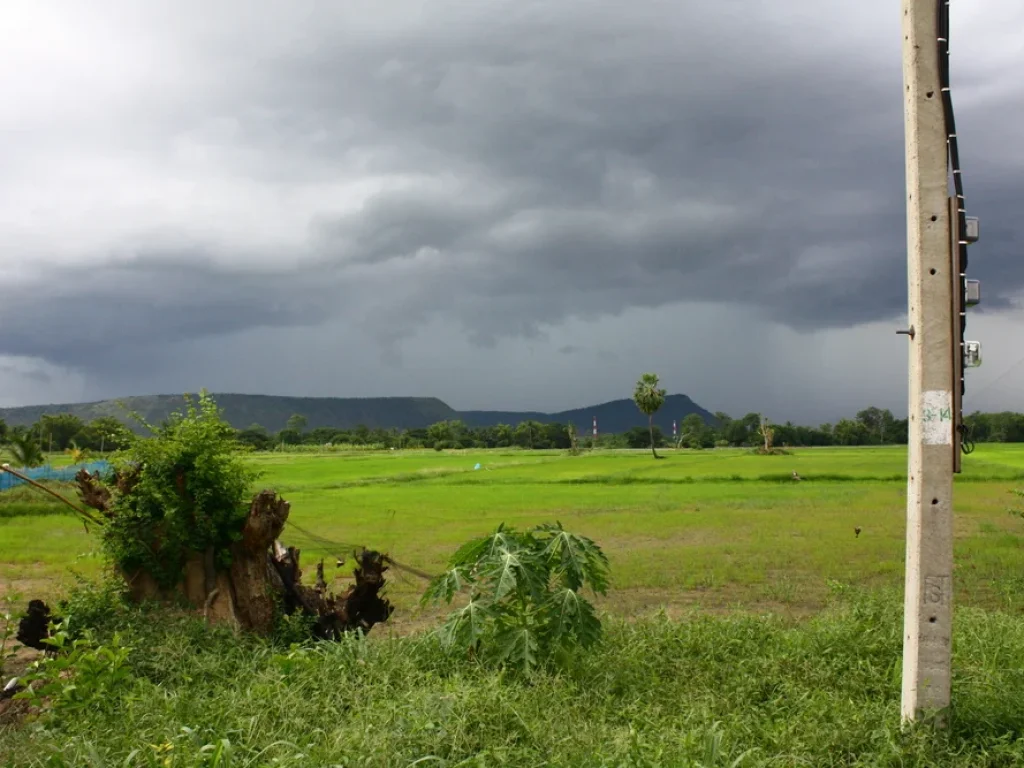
0,392 -> 716,434
459,394 -> 716,434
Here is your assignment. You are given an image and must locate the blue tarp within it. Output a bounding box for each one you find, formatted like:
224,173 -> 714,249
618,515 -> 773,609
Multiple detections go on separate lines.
0,460 -> 111,491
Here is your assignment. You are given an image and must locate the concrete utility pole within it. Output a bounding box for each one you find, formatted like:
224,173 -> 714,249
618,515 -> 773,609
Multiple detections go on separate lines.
900,0 -> 955,724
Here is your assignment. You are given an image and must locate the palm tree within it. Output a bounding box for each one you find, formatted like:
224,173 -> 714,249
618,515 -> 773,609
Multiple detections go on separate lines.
4,433 -> 45,469
632,372 -> 667,459
65,440 -> 90,465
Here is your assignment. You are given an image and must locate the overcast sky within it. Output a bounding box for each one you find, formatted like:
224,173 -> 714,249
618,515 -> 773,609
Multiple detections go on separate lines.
1,1 -> 1022,424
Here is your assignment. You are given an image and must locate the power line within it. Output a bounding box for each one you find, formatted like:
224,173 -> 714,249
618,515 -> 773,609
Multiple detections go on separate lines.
938,0 -> 974,457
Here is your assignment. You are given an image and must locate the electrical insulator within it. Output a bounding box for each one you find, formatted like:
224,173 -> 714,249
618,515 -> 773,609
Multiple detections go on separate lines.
964,341 -> 982,368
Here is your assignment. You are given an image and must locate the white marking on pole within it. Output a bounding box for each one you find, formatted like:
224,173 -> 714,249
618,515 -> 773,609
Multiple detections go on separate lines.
921,390 -> 953,445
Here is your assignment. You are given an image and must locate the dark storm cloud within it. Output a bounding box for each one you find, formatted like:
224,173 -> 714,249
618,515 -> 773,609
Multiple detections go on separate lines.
1,0 -> 1022,374
0,256 -> 335,368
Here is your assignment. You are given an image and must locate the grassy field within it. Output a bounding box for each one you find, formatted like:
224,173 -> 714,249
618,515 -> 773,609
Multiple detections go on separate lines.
3,444 -> 1024,625
5,445 -> 1024,766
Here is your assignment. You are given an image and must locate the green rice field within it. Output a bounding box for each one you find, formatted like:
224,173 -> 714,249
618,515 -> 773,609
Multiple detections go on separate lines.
4,444 -> 1024,624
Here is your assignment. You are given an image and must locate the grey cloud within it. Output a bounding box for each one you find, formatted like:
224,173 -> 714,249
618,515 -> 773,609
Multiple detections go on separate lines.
0,256 -> 336,369
1,0 -> 1022,387
0,364 -> 51,384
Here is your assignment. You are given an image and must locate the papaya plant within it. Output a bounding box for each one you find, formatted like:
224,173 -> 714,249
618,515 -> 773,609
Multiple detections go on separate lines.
422,522 -> 610,670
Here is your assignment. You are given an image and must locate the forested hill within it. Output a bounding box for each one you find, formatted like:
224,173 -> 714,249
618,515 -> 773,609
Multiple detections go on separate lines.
459,394 -> 717,434
0,392 -> 715,433
0,394 -> 459,433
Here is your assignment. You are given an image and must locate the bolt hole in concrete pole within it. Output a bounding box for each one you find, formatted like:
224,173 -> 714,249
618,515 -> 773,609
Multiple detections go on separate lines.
932,498 -> 939,505
930,269 -> 937,275
931,215 -> 938,221
930,616 -> 937,623
927,91 -> 934,98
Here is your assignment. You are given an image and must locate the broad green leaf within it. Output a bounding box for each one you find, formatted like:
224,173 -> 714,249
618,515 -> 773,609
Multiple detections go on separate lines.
438,599 -> 491,652
489,548 -> 522,601
494,622 -> 540,671
447,534 -> 491,569
451,599 -> 490,650
546,587 -> 582,644
572,596 -> 602,649
421,567 -> 471,606
545,588 -> 602,650
541,524 -> 610,594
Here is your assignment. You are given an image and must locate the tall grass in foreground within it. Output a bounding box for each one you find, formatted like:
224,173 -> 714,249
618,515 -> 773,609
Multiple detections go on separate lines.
3,585 -> 1024,766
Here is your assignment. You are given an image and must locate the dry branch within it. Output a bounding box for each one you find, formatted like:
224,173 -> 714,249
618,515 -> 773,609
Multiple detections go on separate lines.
0,465 -> 103,526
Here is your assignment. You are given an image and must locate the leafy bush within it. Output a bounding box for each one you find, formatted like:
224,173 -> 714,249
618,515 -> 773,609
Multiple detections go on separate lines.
1,589 -> 23,678
422,522 -> 610,671
101,392 -> 260,588
17,620 -> 134,721
55,572 -> 133,638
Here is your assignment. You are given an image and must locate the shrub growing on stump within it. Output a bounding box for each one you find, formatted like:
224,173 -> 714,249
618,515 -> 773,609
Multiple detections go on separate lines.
100,392 -> 260,591
72,391 -> 394,637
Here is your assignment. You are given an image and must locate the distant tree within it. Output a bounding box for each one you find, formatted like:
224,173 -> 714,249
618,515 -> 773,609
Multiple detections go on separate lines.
237,423 -> 272,451
0,419 -> 7,442
514,420 -> 542,449
757,415 -> 775,453
276,428 -> 301,446
4,433 -> 45,468
718,412 -> 761,446
494,423 -> 513,448
73,417 -> 133,453
856,407 -> 897,445
632,372 -> 666,458
567,422 -> 581,455
680,413 -> 713,449
64,440 -> 90,465
427,421 -> 455,448
285,414 -> 308,434
35,413 -> 85,452
833,418 -> 870,446
624,425 -> 666,450
305,427 -> 337,445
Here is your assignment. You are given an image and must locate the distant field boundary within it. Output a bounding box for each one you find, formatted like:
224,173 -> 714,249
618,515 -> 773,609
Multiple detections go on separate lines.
0,460 -> 110,492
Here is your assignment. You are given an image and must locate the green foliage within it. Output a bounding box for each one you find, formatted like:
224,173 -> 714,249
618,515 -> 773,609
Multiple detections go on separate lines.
100,392 -> 260,589
633,373 -> 666,458
17,620 -> 134,721
36,413 -> 86,452
423,522 -> 610,671
632,372 -> 666,418
624,424 -> 665,449
7,590 -> 1024,765
270,604 -> 319,647
235,423 -> 272,451
71,416 -> 134,453
2,432 -> 45,468
285,413 -> 308,434
55,573 -> 133,638
1,588 -> 23,678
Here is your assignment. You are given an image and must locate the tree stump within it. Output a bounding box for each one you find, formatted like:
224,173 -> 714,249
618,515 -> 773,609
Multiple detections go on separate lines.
72,473 -> 393,637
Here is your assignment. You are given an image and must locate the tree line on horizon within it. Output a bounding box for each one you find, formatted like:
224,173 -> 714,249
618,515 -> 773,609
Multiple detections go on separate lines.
3,405 -> 1024,465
